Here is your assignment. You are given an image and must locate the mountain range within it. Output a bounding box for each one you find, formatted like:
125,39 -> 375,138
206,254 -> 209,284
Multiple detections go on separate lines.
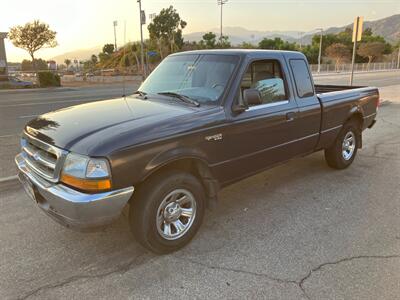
51,14 -> 400,64
185,14 -> 400,45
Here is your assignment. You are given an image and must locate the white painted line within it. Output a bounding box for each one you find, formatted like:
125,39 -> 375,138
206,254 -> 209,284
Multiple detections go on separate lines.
19,114 -> 39,119
0,175 -> 18,183
0,134 -> 17,139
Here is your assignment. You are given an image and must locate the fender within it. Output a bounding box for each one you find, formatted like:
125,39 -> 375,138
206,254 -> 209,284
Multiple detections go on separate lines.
143,147 -> 219,208
145,146 -> 210,175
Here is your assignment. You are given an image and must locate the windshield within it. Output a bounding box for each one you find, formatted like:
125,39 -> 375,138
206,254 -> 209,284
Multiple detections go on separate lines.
139,54 -> 239,104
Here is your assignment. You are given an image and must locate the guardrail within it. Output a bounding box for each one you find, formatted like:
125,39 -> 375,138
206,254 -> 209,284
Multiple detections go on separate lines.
310,62 -> 400,74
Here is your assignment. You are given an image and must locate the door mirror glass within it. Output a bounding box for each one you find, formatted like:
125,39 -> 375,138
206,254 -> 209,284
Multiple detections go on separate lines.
243,88 -> 262,106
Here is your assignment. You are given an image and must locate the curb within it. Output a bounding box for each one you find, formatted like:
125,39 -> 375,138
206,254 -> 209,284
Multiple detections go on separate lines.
0,175 -> 18,183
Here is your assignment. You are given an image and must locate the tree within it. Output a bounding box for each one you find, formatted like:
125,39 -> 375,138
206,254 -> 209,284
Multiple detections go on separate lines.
325,43 -> 351,71
21,58 -> 48,71
238,42 -> 257,49
202,32 -> 217,49
357,42 -> 386,67
301,45 -> 319,64
91,54 -> 98,65
259,37 -> 296,51
148,6 -> 187,57
217,35 -> 231,49
103,44 -> 115,55
130,43 -> 141,70
9,20 -> 57,70
64,59 -> 71,70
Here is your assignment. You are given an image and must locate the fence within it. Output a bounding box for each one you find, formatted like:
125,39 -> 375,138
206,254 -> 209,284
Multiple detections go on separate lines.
310,62 -> 400,74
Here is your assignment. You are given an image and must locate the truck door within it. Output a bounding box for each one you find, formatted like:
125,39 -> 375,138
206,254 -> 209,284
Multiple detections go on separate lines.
213,57 -> 303,183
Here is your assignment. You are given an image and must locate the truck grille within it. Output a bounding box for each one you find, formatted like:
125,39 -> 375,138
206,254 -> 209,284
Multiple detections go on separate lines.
21,133 -> 67,182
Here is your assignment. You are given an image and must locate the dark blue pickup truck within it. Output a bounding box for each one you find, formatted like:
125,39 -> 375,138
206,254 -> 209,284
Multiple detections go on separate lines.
16,50 -> 379,253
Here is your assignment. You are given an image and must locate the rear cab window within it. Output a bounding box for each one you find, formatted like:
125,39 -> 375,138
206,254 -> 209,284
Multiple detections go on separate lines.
289,59 -> 314,98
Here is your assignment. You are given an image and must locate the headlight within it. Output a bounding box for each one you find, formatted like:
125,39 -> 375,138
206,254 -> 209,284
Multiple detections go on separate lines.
61,153 -> 112,192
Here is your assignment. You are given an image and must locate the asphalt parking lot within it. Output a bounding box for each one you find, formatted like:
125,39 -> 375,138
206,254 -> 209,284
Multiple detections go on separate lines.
0,72 -> 399,299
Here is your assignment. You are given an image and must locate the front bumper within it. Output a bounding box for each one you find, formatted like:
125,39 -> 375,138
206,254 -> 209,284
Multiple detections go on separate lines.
15,153 -> 134,230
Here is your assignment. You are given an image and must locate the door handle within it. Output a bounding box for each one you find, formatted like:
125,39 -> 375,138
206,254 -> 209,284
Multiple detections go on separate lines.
286,112 -> 296,121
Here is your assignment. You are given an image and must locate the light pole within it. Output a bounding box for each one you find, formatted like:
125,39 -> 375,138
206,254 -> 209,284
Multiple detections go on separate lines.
0,32 -> 8,77
113,21 -> 118,51
137,0 -> 146,80
298,32 -> 304,50
217,0 -> 228,43
316,28 -> 323,73
397,46 -> 400,69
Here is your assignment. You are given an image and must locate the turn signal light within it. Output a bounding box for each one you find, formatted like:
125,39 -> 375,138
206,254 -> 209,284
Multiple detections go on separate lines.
61,173 -> 111,192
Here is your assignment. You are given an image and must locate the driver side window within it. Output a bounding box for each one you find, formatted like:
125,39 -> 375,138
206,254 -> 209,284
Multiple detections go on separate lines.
240,60 -> 288,106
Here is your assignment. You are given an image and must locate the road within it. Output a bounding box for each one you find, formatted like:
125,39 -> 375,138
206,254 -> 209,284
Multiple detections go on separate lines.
0,83 -> 138,178
1,98 -> 399,299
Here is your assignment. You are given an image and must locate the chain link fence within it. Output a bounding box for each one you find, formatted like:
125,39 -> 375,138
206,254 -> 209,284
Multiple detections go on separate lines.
310,62 -> 400,74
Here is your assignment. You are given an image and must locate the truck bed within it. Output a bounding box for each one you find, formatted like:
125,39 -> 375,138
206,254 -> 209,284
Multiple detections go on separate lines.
315,84 -> 365,94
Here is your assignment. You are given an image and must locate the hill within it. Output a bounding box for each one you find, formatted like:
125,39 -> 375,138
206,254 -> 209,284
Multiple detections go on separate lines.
50,46 -> 102,64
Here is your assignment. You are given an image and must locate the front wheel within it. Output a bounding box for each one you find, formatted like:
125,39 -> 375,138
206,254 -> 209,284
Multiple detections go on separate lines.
325,122 -> 360,169
129,170 -> 205,254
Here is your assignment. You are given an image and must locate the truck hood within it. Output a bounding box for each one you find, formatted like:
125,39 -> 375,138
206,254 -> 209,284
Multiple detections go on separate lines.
25,96 -> 199,154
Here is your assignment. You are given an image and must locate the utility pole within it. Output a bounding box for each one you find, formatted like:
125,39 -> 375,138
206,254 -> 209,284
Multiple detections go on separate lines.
113,21 -> 118,51
137,0 -> 146,80
217,0 -> 228,43
316,28 -> 323,73
350,16 -> 363,86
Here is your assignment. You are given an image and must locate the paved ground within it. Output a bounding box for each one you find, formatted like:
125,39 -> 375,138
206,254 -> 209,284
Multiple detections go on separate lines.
0,77 -> 399,299
0,99 -> 400,300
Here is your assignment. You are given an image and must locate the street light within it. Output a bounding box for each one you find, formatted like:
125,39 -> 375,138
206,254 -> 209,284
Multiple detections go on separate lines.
217,0 -> 228,42
113,21 -> 118,51
316,28 -> 323,73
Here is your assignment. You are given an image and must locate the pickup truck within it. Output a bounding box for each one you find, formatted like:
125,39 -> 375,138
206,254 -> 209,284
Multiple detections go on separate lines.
15,50 -> 379,253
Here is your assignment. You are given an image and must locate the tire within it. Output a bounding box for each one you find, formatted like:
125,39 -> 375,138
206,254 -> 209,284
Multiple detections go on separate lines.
129,170 -> 205,254
324,121 -> 360,169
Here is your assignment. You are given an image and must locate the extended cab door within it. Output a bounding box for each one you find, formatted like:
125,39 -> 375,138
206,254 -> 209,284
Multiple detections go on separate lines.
285,56 -> 321,154
213,54 -> 305,184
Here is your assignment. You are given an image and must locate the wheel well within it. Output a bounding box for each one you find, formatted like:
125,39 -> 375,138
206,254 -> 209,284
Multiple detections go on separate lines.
347,112 -> 363,148
139,158 -> 219,208
347,112 -> 363,129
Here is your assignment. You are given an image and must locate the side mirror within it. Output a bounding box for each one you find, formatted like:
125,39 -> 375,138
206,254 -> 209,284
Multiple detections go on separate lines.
243,88 -> 262,106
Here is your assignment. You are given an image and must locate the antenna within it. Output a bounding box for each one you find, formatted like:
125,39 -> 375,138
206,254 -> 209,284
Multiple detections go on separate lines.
122,20 -> 126,97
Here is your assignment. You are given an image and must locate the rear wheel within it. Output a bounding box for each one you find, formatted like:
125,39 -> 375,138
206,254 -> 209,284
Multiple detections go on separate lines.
129,170 -> 205,254
325,121 -> 360,169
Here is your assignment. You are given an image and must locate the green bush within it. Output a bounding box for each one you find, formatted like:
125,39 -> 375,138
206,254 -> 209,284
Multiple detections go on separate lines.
37,71 -> 61,87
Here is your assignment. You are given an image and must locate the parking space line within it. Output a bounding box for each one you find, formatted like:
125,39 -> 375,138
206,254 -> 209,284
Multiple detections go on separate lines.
0,134 -> 17,138
19,115 -> 39,119
0,175 -> 18,183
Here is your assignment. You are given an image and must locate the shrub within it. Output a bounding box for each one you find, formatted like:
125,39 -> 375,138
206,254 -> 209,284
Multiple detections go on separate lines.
37,71 -> 61,87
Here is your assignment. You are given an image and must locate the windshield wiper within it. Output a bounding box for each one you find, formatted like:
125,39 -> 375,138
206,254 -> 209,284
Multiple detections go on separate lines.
157,92 -> 200,107
133,90 -> 148,99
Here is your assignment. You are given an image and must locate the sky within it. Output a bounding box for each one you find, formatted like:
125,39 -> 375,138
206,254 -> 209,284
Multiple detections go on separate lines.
2,0 -> 400,62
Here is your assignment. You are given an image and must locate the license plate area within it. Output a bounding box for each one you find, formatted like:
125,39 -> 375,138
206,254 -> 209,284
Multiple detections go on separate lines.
19,173 -> 37,202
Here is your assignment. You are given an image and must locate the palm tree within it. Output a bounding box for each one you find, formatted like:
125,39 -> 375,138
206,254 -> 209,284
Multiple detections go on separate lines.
64,59 -> 71,70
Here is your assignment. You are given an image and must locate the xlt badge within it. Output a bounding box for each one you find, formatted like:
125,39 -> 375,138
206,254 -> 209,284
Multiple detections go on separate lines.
205,133 -> 223,141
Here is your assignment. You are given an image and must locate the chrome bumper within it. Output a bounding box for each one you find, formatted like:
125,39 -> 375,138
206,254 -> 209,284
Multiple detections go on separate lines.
15,153 -> 134,230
